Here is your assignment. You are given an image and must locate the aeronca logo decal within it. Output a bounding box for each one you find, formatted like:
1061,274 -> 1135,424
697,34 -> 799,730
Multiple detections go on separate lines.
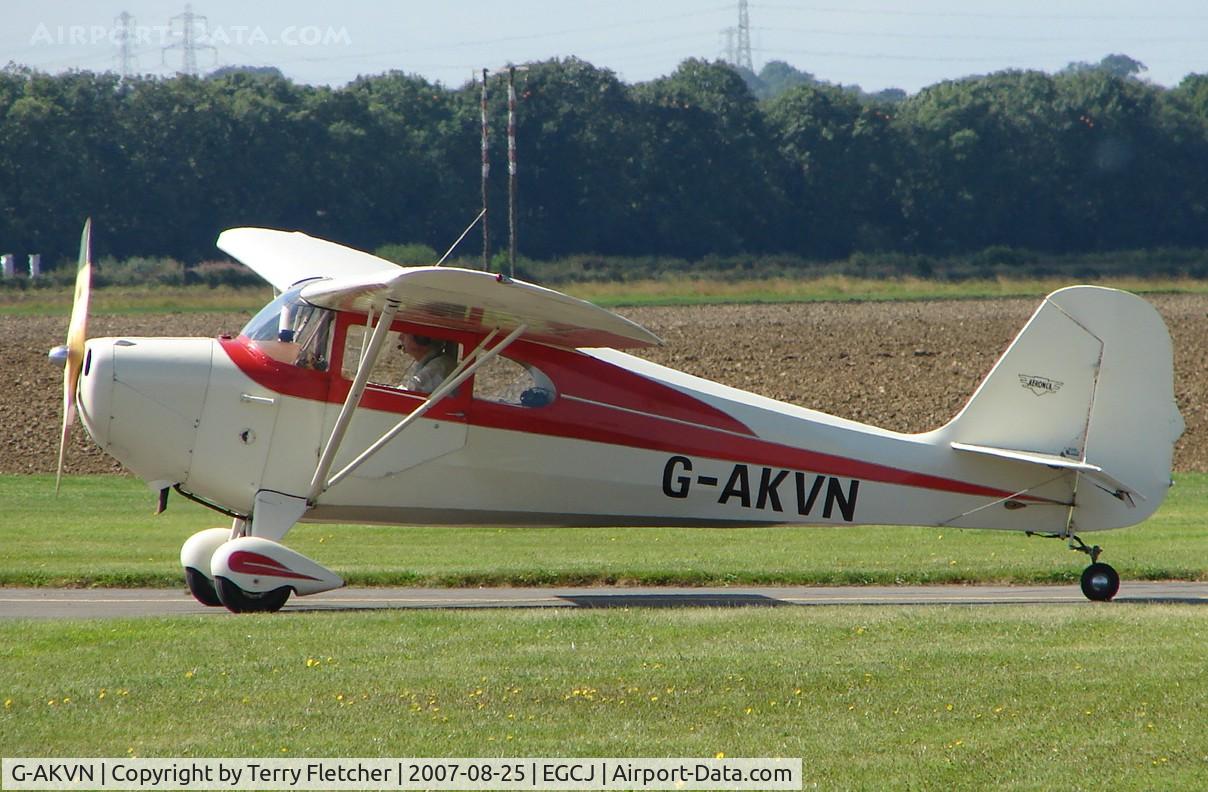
1018,374 -> 1063,396
661,455 -> 860,522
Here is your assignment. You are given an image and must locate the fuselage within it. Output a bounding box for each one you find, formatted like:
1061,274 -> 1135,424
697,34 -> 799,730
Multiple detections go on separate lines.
75,304 -> 1088,534
58,229 -> 1182,608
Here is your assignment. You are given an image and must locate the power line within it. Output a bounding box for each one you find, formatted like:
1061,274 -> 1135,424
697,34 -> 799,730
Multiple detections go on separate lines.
279,27 -> 720,70
752,45 -> 1047,65
753,2 -> 1208,22
271,4 -> 733,67
754,25 -> 1208,45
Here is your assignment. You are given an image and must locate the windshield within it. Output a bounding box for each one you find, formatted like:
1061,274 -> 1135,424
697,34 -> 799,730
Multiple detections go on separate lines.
241,282 -> 334,370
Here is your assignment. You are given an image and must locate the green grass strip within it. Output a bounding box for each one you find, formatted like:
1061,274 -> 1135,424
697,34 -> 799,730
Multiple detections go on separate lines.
1,607 -> 1205,790
6,277 -> 1208,316
572,275 -> 1208,308
0,285 -> 272,317
2,474 -> 1204,588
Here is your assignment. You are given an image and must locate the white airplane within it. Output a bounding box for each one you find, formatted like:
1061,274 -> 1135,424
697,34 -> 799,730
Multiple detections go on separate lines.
52,221 -> 1184,611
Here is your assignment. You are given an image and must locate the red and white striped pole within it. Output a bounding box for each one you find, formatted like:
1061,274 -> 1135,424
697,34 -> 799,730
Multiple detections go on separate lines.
507,65 -> 518,282
480,67 -> 490,271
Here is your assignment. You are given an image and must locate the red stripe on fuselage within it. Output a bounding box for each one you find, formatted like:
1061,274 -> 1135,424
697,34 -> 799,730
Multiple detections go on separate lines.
465,400 -> 1040,502
219,336 -> 1056,504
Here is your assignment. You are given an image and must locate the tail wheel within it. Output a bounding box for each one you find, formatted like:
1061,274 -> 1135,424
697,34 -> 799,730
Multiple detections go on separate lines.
214,576 -> 292,613
1080,562 -> 1120,602
184,567 -> 222,607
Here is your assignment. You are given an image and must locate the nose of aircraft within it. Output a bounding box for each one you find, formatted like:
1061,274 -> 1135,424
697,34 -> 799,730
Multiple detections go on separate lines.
75,340 -> 111,445
76,337 -> 215,487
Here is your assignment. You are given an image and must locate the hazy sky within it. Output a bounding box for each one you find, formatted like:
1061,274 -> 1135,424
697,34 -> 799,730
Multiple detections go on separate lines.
5,1 -> 1208,94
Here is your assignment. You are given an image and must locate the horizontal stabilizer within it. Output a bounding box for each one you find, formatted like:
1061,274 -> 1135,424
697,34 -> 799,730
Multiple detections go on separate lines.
951,441 -> 1141,505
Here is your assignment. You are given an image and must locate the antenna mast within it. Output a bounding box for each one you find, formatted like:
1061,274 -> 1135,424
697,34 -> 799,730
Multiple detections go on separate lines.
720,27 -> 736,64
506,65 -> 518,282
114,11 -> 137,79
480,68 -> 490,271
163,3 -> 216,77
479,65 -> 527,277
736,0 -> 753,71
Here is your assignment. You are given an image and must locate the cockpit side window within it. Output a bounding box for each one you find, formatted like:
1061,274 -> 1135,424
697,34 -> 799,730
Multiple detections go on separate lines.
342,324 -> 461,396
342,326 -> 407,384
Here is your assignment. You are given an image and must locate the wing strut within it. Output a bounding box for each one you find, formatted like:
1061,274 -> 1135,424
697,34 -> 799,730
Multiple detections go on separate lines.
307,299 -> 401,504
312,323 -> 528,500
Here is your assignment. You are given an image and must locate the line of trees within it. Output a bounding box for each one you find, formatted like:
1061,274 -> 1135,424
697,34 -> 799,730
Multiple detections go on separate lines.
3,56 -> 1208,269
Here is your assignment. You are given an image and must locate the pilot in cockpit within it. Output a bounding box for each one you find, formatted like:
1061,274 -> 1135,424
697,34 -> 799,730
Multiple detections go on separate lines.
398,333 -> 457,394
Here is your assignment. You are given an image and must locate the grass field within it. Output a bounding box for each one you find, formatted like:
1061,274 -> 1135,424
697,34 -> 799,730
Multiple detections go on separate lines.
0,285 -> 271,316
1,607 -> 1205,790
3,475 -> 1205,789
2,474 -> 1205,588
5,275 -> 1208,316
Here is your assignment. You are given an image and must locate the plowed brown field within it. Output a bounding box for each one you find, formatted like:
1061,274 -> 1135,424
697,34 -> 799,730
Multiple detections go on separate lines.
4,294 -> 1205,474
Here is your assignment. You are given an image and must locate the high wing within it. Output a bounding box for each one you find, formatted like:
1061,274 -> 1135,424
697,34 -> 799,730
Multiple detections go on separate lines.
220,226 -> 659,349
300,268 -> 660,350
217,227 -> 400,292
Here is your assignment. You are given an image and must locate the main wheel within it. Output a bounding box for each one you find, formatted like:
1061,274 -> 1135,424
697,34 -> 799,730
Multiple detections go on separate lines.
1080,562 -> 1120,602
214,576 -> 292,613
185,567 -> 222,607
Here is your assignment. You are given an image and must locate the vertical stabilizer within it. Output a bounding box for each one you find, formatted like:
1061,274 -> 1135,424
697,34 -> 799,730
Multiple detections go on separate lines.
940,286 -> 1183,529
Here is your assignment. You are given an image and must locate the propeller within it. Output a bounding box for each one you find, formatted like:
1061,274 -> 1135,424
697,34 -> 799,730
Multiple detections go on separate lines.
53,219 -> 93,493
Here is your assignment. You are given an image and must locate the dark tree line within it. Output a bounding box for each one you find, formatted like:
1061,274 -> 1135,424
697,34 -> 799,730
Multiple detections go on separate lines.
3,57 -> 1208,268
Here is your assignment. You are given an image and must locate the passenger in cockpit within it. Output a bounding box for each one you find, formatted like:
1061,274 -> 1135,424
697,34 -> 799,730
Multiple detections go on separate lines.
398,333 -> 456,394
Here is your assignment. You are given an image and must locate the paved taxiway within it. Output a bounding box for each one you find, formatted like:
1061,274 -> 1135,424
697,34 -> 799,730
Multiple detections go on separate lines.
1,583 -> 1206,619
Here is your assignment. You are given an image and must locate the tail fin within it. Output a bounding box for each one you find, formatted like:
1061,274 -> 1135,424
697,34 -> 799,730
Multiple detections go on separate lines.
941,286 -> 1183,530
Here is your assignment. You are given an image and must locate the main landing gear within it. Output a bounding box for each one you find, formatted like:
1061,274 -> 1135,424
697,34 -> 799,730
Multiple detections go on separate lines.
180,519 -> 343,614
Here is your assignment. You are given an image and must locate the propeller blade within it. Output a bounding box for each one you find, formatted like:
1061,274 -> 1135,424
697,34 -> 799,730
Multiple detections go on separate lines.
56,219 -> 92,493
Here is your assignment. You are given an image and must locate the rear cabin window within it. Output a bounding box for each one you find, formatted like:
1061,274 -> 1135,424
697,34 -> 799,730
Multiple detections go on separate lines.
473,355 -> 556,408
